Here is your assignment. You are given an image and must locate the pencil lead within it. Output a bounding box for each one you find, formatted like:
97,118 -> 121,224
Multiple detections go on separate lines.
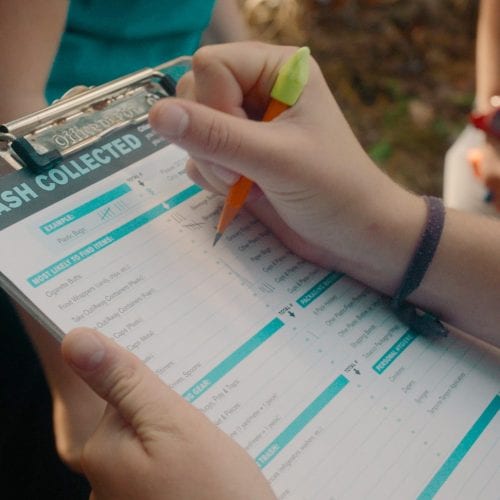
213,232 -> 222,247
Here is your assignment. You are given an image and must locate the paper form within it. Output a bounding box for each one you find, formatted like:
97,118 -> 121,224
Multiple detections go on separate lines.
0,123 -> 498,499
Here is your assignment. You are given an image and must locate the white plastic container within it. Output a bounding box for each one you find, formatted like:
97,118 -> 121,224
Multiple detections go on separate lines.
443,125 -> 499,217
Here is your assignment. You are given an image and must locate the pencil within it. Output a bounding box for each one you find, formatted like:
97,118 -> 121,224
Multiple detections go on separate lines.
213,47 -> 311,246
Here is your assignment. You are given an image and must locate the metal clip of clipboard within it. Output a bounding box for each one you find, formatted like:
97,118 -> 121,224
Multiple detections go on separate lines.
0,56 -> 192,172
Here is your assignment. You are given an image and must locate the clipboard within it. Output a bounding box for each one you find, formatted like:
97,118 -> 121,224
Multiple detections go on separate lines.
0,56 -> 191,173
0,55 -> 499,500
0,56 -> 191,338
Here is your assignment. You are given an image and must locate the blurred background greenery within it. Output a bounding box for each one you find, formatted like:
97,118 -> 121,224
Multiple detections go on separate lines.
241,0 -> 478,195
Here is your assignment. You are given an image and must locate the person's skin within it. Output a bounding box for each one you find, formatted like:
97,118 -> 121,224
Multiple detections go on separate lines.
63,41 -> 500,498
475,0 -> 500,210
0,1 -> 68,122
0,0 -> 249,472
204,0 -> 251,43
149,42 -> 500,348
61,328 -> 276,500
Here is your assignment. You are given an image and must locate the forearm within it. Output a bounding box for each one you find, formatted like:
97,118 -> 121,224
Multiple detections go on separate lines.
205,0 -> 250,43
341,186 -> 500,347
475,0 -> 500,112
151,42 -> 499,347
0,0 -> 68,122
414,208 -> 500,346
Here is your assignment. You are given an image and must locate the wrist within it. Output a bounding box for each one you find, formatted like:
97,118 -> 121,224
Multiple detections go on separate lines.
470,96 -> 500,140
327,181 -> 427,297
474,94 -> 500,114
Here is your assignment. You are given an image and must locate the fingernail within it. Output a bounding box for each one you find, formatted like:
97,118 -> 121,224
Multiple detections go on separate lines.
68,331 -> 106,371
152,103 -> 189,138
210,164 -> 240,186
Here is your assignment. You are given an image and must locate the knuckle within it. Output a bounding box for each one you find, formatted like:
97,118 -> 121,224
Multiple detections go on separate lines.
176,72 -> 194,98
104,362 -> 143,409
192,46 -> 213,74
203,117 -> 242,159
204,117 -> 227,155
252,40 -> 273,52
81,437 -> 104,477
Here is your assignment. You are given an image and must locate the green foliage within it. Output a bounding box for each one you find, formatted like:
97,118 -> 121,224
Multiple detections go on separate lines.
369,140 -> 394,164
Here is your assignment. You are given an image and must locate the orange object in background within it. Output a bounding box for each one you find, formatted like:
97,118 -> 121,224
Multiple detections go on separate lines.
467,148 -> 497,207
467,148 -> 483,179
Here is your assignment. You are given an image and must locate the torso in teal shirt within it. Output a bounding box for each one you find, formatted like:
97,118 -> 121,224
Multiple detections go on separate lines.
46,0 -> 216,103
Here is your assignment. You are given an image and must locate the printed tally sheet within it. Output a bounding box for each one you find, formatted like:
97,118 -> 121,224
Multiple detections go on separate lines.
0,124 -> 498,499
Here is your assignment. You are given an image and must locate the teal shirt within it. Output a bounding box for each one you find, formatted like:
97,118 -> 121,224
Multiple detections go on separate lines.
46,0 -> 216,102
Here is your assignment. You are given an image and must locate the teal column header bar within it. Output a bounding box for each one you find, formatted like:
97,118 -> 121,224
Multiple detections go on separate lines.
296,271 -> 343,308
28,183 -> 202,288
165,184 -> 202,209
255,374 -> 349,469
418,394 -> 500,499
40,183 -> 131,235
28,204 -> 167,287
183,317 -> 285,403
372,330 -> 417,374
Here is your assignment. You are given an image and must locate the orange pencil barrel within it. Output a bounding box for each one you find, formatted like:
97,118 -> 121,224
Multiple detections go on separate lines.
213,98 -> 291,244
262,98 -> 290,122
215,176 -> 254,236
213,47 -> 311,246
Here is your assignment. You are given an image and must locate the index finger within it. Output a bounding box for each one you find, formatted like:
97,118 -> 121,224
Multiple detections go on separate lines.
187,42 -> 300,119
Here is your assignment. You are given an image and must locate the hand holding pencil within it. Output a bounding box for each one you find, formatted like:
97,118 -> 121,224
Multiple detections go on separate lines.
213,46 -> 311,245
150,41 -> 500,346
148,42 -> 395,272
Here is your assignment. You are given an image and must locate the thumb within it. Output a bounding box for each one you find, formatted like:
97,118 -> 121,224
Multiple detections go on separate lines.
61,328 -> 190,432
149,98 -> 302,181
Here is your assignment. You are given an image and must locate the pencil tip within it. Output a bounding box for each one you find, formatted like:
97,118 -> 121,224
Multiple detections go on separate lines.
213,233 -> 222,246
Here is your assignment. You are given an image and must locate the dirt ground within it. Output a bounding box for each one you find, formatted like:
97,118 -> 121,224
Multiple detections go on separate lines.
243,0 -> 478,195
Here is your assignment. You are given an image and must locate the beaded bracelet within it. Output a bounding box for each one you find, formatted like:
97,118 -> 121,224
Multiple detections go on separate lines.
391,196 -> 448,337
